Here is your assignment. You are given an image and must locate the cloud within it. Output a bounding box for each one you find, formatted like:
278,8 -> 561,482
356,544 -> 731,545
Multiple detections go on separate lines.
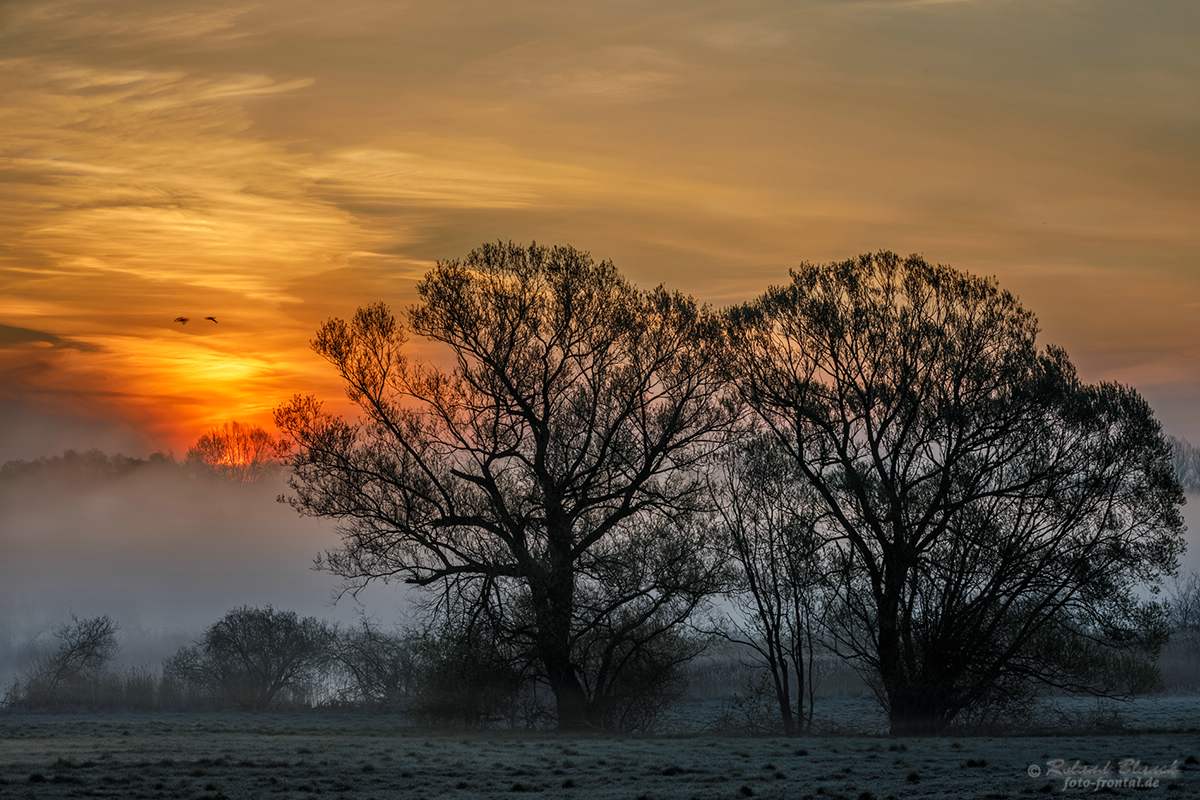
0,397 -> 151,462
1,0 -> 257,51
306,146 -> 594,212
0,0 -> 1198,452
0,322 -> 98,351
691,20 -> 790,51
504,46 -> 684,102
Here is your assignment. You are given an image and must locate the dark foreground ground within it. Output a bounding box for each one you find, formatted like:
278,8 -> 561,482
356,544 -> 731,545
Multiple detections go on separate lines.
1,713 -> 1198,799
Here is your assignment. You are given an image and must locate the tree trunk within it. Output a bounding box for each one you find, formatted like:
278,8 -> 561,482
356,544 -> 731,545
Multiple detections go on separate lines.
804,613 -> 816,731
876,569 -> 955,735
773,660 -> 797,735
530,552 -> 590,731
887,685 -> 950,735
794,652 -> 805,735
545,653 -> 590,730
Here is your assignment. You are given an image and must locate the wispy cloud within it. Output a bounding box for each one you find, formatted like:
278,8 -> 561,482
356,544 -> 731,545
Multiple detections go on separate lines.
3,1 -> 258,49
839,0 -> 985,8
0,323 -> 98,351
0,0 -> 1197,448
501,46 -> 683,102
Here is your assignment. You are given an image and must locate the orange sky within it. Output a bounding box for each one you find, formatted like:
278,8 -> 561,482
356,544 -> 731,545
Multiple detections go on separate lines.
1,0 -> 1198,458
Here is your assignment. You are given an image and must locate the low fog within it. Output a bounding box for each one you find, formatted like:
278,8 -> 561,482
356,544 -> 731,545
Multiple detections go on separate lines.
1,445 -> 1197,688
1177,498 -> 1200,575
0,453 -> 411,682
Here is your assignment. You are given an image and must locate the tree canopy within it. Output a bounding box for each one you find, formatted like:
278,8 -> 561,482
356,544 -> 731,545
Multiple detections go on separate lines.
277,242 -> 730,729
726,251 -> 1186,733
279,245 -> 1186,733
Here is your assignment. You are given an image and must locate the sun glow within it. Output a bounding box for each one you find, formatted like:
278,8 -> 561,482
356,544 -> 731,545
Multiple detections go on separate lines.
0,0 -> 1198,458
56,333 -> 311,452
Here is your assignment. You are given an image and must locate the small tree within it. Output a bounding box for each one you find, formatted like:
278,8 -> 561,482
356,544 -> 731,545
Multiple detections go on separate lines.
166,606 -> 334,710
277,242 -> 730,729
727,252 -> 1186,734
1168,436 -> 1200,491
710,430 -> 827,734
581,620 -> 703,733
332,619 -> 421,709
409,621 -> 528,728
1169,572 -> 1200,635
9,616 -> 118,709
1163,572 -> 1200,691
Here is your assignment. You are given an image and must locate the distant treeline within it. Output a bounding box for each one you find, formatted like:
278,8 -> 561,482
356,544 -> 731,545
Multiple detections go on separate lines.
5,586 -> 1200,733
0,607 -> 666,731
0,421 -> 282,485
1172,436 -> 1200,491
6,429 -> 1199,489
0,449 -> 175,483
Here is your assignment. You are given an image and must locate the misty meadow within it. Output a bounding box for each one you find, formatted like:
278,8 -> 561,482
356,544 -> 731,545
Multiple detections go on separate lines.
4,1 -> 1200,798
3,247 -> 1200,799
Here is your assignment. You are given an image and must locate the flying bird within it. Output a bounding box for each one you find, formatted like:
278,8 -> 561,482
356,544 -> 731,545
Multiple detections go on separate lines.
205,316 -> 218,324
173,316 -> 189,325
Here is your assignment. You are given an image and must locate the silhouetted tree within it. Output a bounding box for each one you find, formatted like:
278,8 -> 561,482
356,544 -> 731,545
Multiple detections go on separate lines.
1163,572 -> 1200,690
332,619 -> 421,709
276,242 -> 730,729
1169,572 -> 1200,635
409,619 -> 528,728
726,252 -> 1186,734
6,616 -> 118,709
187,421 -> 279,482
581,616 -> 704,733
165,606 -> 334,710
1169,436 -> 1200,491
709,430 -> 827,734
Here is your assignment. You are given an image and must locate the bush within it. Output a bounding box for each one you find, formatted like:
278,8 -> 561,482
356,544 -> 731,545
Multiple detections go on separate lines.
330,620 -> 421,710
409,628 -> 527,728
164,606 -> 334,710
587,627 -> 699,733
3,616 -> 118,711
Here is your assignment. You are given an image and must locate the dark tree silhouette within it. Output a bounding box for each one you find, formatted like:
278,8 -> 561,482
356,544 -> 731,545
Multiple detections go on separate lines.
726,252 -> 1186,734
6,616 -> 119,709
166,606 -> 333,710
1169,572 -> 1200,635
332,619 -> 421,709
709,430 -> 827,735
276,242 -> 729,729
1169,435 -> 1200,491
1165,572 -> 1200,689
408,618 -> 528,728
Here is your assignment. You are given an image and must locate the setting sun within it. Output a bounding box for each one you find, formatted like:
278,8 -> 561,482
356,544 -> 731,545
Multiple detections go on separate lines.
2,1 -> 1198,461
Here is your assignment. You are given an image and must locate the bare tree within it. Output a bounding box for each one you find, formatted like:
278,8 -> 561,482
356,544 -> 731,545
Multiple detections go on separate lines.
7,616 -> 118,709
1168,436 -> 1200,491
187,421 -> 279,482
276,242 -> 730,729
1169,572 -> 1200,634
409,616 -> 528,728
569,516 -> 718,731
1163,572 -> 1200,690
709,430 -> 827,734
166,606 -> 334,710
726,252 -> 1186,734
332,619 -> 421,709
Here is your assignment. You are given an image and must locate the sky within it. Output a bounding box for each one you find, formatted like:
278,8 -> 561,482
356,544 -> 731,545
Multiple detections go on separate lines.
0,463 -> 411,677
1,0 -> 1198,458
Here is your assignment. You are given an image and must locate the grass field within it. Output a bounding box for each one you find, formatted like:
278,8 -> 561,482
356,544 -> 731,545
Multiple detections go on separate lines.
2,710 -> 1199,799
